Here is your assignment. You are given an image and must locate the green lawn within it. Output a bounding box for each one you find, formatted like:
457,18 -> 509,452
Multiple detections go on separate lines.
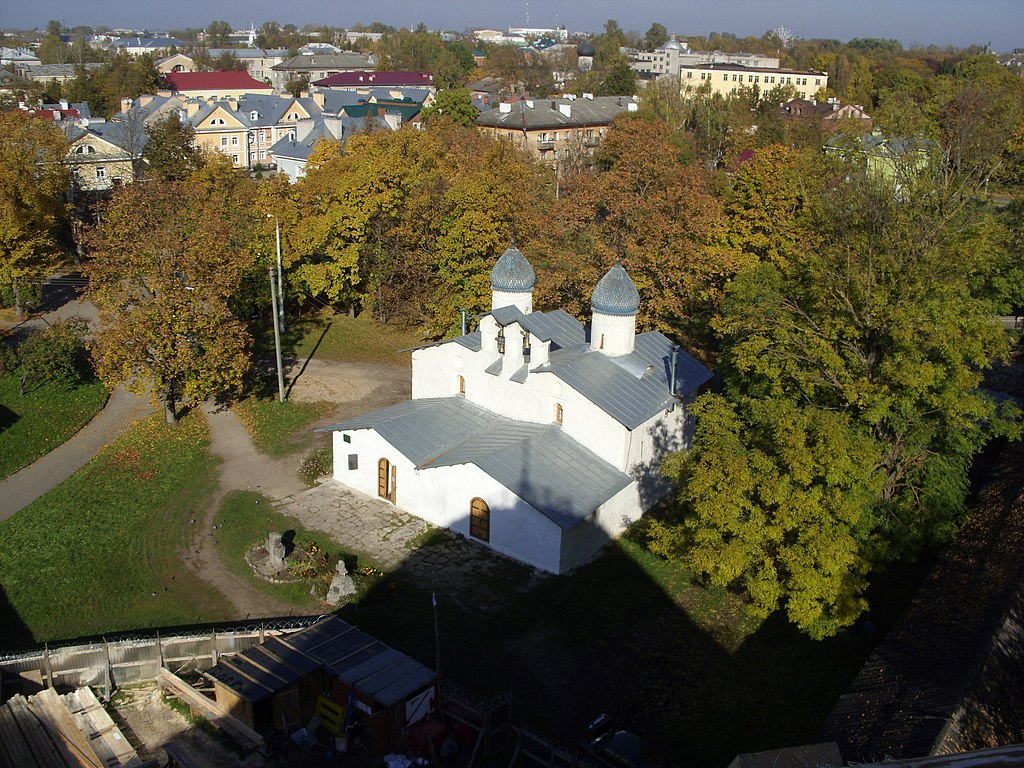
254,312 -> 424,366
0,412 -> 233,649
214,490 -> 387,607
231,397 -> 334,457
0,375 -> 108,479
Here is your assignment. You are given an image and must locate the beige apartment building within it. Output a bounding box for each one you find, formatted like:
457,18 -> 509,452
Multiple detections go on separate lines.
681,63 -> 827,101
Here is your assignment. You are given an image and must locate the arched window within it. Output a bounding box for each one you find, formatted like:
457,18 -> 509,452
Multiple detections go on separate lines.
74,145 -> 95,155
457,375 -> 465,395
470,498 -> 490,542
555,404 -> 563,426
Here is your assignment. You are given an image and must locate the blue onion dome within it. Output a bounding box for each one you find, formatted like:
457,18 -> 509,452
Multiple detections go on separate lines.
577,40 -> 596,57
490,245 -> 536,292
592,261 -> 640,316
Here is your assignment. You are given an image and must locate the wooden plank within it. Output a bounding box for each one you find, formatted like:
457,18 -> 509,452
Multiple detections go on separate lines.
0,702 -> 40,768
6,694 -> 68,768
33,688 -> 104,768
163,743 -> 203,768
157,669 -> 264,750
66,687 -> 140,767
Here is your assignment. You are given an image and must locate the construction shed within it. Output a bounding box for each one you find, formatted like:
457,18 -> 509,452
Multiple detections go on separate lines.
205,616 -> 436,752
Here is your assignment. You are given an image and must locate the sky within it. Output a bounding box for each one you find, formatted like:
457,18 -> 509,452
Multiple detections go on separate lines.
4,0 -> 1023,52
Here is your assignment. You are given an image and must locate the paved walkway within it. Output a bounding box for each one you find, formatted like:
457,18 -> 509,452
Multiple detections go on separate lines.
274,481 -> 548,612
0,387 -> 154,521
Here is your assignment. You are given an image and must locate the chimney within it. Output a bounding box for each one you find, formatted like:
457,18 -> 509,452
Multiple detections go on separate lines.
582,92 -> 593,100
558,103 -> 571,117
299,90 -> 309,98
526,99 -> 534,108
121,97 -> 133,113
185,101 -> 201,117
626,102 -> 638,112
499,102 -> 512,113
383,111 -> 401,131
59,98 -> 69,109
313,91 -> 325,108
295,117 -> 316,141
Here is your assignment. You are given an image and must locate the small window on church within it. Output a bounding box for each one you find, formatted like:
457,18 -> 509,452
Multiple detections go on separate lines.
348,454 -> 358,470
458,375 -> 465,395
497,328 -> 506,354
343,434 -> 351,443
599,333 -> 605,350
522,332 -> 531,361
555,404 -> 563,426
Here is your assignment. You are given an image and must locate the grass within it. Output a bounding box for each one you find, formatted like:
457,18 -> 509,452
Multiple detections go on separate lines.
254,311 -> 424,366
0,374 -> 108,479
231,397 -> 334,457
0,412 -> 233,649
213,490 -> 386,608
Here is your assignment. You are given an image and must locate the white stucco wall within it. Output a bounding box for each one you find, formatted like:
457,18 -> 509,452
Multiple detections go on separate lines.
332,427 -> 568,572
590,310 -> 636,355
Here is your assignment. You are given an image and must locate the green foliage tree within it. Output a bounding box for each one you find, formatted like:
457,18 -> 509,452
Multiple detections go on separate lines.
644,23 -> 669,51
15,318 -> 91,395
85,158 -> 258,423
0,112 -> 69,317
421,89 -> 477,127
144,112 -> 203,181
206,20 -> 232,47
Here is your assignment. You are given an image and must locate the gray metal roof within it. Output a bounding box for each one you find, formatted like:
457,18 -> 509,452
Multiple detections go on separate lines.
490,245 -> 536,291
319,398 -> 632,529
537,331 -> 714,429
475,95 -> 636,131
591,262 -> 640,316
488,307 -> 584,346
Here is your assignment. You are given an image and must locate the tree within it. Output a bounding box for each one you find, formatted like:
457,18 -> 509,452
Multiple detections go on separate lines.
644,23 -> 669,51
15,318 -> 91,396
85,159 -> 258,423
653,151 -> 1021,637
206,20 -> 232,47
0,112 -> 69,316
600,58 -> 637,96
144,112 -> 203,180
421,89 -> 477,127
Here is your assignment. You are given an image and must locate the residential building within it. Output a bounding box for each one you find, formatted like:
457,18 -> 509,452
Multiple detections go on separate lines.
508,26 -> 569,41
826,128 -> 930,195
16,63 -> 103,84
475,94 -> 638,174
205,49 -> 290,83
312,71 -> 435,92
109,36 -> 186,56
0,48 -> 41,69
779,97 -> 872,132
269,112 -> 391,181
155,53 -> 196,74
162,71 -> 275,100
633,37 -> 779,78
270,53 -> 376,91
65,121 -> 144,191
318,249 -> 712,574
681,62 -> 827,100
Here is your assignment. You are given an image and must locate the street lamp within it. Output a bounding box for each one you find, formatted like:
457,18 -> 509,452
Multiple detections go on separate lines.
266,214 -> 284,333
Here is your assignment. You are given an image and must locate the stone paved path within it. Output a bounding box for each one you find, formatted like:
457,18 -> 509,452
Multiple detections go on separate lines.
274,481 -> 548,612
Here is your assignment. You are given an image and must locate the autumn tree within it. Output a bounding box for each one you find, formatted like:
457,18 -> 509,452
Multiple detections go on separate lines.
144,111 -> 203,180
205,20 -> 232,47
0,111 -> 69,316
654,149 -> 1021,637
85,157 -> 258,423
420,89 -> 478,127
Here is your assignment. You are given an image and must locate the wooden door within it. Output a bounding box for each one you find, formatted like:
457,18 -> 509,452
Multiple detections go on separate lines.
470,498 -> 490,542
378,458 -> 389,499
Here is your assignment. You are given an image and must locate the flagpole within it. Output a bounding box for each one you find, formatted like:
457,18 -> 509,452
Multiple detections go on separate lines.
432,591 -> 442,681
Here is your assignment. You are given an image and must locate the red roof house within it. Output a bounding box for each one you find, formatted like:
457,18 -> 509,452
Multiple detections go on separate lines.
163,70 -> 275,98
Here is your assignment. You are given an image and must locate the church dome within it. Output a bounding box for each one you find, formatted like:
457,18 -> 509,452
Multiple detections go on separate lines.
576,40 -> 596,57
591,262 -> 640,316
490,245 -> 536,292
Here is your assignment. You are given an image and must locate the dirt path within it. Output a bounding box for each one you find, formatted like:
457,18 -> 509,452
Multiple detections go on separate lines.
184,358 -> 411,618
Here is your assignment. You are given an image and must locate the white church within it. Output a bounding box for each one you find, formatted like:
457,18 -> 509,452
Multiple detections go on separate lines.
319,246 -> 714,574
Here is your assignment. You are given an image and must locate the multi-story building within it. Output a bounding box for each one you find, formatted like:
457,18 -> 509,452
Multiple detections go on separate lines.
163,71 -> 275,100
633,37 -> 779,78
205,49 -> 290,83
681,62 -> 827,100
475,95 -> 638,175
270,53 -> 376,91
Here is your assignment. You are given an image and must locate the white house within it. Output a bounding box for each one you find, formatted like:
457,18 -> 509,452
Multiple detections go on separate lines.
318,247 -> 714,574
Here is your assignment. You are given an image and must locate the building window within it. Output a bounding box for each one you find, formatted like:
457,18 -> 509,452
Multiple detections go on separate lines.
231,135 -> 239,145
470,498 -> 490,542
95,166 -> 106,179
522,333 -> 531,361
686,71 -> 693,79
74,145 -> 95,154
343,434 -> 351,443
458,375 -> 465,395
555,403 -> 563,425
348,454 -> 358,470
599,333 -> 605,350
221,137 -> 228,146
723,74 -> 728,81
211,118 -> 225,126
232,154 -> 239,164
497,328 -> 505,354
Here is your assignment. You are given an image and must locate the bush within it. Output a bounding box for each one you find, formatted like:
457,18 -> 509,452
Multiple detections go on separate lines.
17,318 -> 91,393
299,447 -> 332,485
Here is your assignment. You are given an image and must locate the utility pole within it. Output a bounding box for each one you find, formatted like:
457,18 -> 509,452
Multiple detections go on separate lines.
267,214 -> 284,333
269,266 -> 286,403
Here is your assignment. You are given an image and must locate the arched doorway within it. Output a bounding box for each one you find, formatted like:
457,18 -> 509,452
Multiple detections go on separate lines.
470,498 -> 490,542
378,458 -> 396,503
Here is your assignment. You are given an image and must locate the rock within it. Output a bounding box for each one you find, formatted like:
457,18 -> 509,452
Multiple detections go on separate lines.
267,532 -> 286,570
325,560 -> 357,606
